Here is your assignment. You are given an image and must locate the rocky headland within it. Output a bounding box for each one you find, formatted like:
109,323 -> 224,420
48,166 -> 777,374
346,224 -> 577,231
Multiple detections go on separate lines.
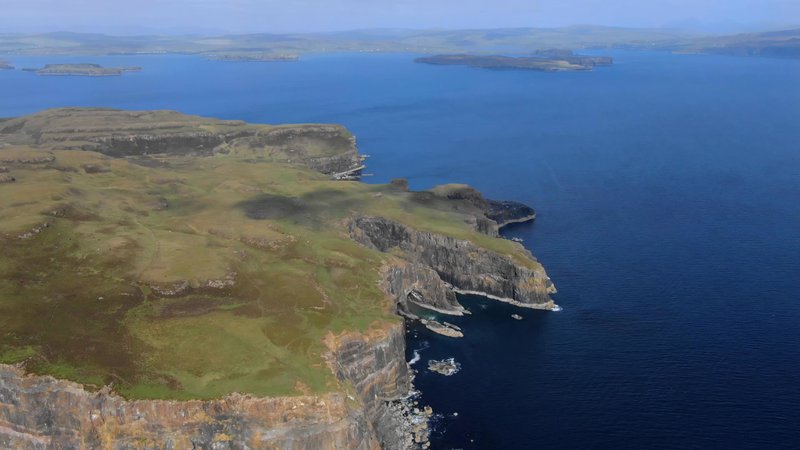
0,108 -> 556,448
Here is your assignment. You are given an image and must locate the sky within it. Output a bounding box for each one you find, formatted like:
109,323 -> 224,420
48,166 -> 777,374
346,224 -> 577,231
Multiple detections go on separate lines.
0,0 -> 798,34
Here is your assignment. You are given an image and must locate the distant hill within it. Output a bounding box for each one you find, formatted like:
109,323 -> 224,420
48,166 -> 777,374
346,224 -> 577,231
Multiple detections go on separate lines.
0,26 -> 697,56
687,28 -> 800,58
0,26 -> 797,59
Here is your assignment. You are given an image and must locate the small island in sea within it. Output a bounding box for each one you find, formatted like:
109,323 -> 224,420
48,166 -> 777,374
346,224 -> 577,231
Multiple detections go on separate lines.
205,52 -> 300,62
415,50 -> 613,72
0,60 -> 13,70
21,63 -> 142,76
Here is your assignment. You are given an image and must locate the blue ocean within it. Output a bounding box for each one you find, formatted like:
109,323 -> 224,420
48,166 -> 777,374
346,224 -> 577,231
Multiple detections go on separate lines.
2,51 -> 799,449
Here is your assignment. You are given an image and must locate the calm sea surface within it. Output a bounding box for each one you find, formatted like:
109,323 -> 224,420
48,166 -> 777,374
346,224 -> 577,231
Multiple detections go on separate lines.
2,51 -> 799,449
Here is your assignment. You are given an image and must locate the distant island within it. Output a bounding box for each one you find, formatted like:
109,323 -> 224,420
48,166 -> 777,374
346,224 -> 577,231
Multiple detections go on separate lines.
0,60 -> 13,70
533,49 -> 614,67
415,51 -> 613,72
21,63 -> 142,76
205,52 -> 299,62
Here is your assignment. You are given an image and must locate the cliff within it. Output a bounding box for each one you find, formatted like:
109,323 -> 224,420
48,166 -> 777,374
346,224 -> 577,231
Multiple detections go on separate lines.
350,217 -> 556,314
0,364 -> 377,450
325,323 -> 428,448
0,108 -> 363,177
0,323 -> 422,449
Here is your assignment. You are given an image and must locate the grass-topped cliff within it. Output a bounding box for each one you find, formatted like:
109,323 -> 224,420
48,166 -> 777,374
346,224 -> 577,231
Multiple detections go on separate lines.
0,108 -> 552,405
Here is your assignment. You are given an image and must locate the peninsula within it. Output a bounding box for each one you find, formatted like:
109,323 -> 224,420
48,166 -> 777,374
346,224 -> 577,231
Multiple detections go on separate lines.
0,108 -> 555,449
22,63 -> 142,76
415,53 -> 613,72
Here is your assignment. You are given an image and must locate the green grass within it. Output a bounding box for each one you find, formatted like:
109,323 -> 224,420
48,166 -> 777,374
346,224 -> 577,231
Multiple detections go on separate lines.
0,146 -> 529,400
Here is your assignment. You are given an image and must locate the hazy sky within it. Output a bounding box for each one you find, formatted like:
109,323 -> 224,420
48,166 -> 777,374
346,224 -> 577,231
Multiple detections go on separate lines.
1,0 -> 798,34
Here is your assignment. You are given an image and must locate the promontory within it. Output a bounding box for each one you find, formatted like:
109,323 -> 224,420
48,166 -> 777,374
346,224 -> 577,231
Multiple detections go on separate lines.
0,108 -> 556,449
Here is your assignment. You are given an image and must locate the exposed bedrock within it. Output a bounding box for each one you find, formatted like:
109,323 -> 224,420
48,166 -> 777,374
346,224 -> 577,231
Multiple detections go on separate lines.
349,216 -> 556,310
383,261 -> 465,315
0,323 -> 419,450
0,365 -> 377,450
325,323 -> 423,449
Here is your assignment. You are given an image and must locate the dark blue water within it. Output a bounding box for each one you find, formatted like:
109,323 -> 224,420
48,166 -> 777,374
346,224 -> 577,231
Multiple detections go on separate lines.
2,51 -> 799,449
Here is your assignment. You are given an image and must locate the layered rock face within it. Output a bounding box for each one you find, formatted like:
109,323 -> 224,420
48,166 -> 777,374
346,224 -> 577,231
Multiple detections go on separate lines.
0,365 -> 377,450
350,216 -> 556,311
0,318 -> 415,450
383,261 -> 464,315
325,323 -> 423,449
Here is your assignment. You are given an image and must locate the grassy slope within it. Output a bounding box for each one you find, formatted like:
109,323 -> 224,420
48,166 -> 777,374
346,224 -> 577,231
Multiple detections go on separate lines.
0,144 -> 536,400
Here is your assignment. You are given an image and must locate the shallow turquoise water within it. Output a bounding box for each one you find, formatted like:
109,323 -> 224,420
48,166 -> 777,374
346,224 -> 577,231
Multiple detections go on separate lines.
2,51 -> 799,449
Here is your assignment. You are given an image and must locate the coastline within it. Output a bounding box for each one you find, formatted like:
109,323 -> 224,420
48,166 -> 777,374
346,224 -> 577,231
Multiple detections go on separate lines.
497,214 -> 537,229
452,288 -> 559,311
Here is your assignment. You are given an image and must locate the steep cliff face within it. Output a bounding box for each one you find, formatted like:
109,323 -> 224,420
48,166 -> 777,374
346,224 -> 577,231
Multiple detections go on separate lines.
383,260 -> 465,315
0,365 -> 377,450
325,322 -> 426,450
349,216 -> 556,310
0,324 -> 419,450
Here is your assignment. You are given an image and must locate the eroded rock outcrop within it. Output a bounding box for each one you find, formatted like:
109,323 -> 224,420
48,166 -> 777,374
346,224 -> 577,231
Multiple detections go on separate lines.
383,261 -> 465,315
325,323 -> 427,449
350,216 -> 556,311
